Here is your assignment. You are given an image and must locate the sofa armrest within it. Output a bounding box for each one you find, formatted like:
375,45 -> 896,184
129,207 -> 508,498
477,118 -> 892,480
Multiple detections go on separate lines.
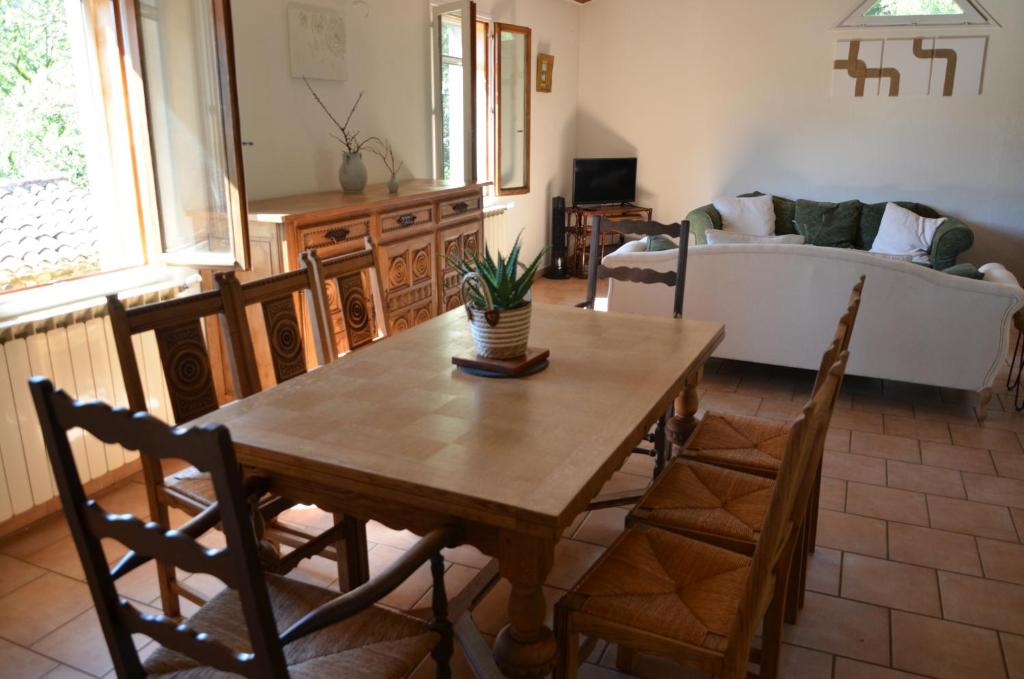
686,204 -> 721,245
930,217 -> 974,270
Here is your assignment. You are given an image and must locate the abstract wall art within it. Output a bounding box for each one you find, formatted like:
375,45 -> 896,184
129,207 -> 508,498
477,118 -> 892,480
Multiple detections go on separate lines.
288,3 -> 348,81
831,36 -> 987,97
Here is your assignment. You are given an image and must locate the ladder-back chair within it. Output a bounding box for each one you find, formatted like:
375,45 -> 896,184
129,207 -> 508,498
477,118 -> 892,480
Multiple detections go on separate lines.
555,355 -> 847,679
30,377 -> 455,679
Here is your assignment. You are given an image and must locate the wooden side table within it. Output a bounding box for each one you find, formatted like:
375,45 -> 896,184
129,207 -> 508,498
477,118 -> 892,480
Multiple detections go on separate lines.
566,204 -> 653,277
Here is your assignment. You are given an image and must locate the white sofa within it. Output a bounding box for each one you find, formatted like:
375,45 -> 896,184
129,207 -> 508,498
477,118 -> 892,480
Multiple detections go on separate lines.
603,241 -> 1024,410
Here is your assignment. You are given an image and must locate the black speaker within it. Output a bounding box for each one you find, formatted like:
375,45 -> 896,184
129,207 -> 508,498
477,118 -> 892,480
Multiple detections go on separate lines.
545,196 -> 570,279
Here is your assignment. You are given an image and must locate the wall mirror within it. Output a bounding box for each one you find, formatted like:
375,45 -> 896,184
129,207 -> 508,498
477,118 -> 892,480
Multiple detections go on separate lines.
494,23 -> 531,195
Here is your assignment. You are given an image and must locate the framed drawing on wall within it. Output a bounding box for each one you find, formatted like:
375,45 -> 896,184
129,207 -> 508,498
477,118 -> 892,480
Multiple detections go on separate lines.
288,3 -> 347,81
537,53 -> 554,93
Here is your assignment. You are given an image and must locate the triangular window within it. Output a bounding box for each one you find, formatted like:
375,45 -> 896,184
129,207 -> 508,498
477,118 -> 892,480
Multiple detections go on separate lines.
839,0 -> 994,26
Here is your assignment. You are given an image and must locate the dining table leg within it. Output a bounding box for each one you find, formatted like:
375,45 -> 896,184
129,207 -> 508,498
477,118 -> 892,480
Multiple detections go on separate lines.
668,364 -> 704,445
493,532 -> 558,678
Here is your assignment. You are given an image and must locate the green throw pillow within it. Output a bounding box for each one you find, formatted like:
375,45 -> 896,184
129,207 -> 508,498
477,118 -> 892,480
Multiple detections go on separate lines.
646,235 -> 678,252
942,263 -> 984,280
794,199 -> 862,249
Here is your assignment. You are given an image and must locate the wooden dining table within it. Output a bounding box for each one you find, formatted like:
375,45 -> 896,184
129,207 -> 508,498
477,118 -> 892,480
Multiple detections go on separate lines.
191,303 -> 724,677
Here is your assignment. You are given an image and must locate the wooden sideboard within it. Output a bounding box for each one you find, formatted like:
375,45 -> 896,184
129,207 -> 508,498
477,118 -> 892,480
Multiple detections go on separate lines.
237,180 -> 485,374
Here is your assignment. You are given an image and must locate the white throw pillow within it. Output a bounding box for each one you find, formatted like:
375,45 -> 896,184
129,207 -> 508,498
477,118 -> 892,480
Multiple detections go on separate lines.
870,203 -> 946,259
712,194 -> 776,236
705,231 -> 805,245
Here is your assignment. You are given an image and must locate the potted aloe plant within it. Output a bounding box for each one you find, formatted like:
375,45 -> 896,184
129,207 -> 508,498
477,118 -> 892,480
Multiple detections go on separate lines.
449,235 -> 546,359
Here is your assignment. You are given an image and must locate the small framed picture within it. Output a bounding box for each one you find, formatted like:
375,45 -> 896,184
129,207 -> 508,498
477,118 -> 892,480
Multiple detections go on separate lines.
537,53 -> 554,93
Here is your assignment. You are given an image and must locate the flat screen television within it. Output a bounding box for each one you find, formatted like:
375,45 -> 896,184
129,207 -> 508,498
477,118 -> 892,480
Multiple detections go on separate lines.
572,157 -> 637,206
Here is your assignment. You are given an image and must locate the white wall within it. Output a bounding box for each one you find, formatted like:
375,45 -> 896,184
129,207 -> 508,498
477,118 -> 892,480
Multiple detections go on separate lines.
576,0 -> 1024,278
233,0 -> 581,264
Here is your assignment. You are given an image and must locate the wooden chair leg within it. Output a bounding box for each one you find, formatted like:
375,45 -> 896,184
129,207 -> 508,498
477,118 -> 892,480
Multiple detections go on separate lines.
615,645 -> 636,674
554,602 -> 579,679
333,513 -> 369,591
761,537 -> 795,679
784,524 -> 806,624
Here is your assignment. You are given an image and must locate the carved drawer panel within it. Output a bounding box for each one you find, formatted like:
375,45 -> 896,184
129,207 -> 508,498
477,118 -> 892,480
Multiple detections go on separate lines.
298,218 -> 370,255
438,193 -> 482,222
437,218 -> 484,313
379,232 -> 436,335
380,204 -> 434,237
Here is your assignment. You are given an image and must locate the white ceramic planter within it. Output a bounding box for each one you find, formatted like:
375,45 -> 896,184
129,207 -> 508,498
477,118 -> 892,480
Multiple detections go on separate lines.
461,273 -> 532,359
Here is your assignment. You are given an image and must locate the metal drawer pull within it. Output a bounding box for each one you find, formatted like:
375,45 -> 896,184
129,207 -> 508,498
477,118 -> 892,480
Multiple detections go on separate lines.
397,213 -> 417,226
325,227 -> 350,242
452,201 -> 469,213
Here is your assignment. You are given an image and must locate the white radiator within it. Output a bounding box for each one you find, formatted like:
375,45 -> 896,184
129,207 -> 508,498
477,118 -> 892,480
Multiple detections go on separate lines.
0,315 -> 171,526
483,205 -> 512,255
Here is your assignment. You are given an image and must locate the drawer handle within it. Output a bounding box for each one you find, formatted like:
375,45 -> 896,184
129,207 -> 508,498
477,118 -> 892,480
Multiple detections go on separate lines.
397,213 -> 418,226
452,201 -> 470,213
325,227 -> 350,243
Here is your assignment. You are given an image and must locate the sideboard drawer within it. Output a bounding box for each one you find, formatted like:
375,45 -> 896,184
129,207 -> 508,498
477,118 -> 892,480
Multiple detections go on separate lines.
439,193 -> 482,222
380,204 -> 434,236
298,218 -> 370,253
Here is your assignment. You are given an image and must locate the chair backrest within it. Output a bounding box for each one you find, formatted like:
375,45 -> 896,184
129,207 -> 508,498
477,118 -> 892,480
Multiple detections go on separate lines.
30,378 -> 288,679
107,290 -> 258,424
724,351 -> 849,673
811,276 -> 865,396
585,218 -> 691,318
301,248 -> 381,363
215,265 -> 319,389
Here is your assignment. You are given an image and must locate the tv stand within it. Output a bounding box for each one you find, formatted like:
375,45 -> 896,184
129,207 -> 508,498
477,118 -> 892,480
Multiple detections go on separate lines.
566,203 -> 653,277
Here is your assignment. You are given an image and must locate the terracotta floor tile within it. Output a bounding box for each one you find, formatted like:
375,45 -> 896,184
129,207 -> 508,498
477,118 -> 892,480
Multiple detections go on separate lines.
412,563 -> 486,611
599,644 -> 710,678
821,477 -> 847,511
806,546 -> 841,596
0,572 -> 93,646
117,561 -> 162,605
852,394 -> 915,417
756,397 -> 804,421
442,544 -> 493,569
826,427 -> 852,453
778,644 -> 833,679
886,460 -> 965,498
470,578 -> 563,635
701,391 -> 762,417
817,509 -> 887,557
736,376 -> 795,400
851,431 -> 921,462
840,553 -> 940,615
564,510 -> 587,538
883,414 -> 951,445
1001,632 -> 1024,679
365,521 -> 422,550
963,472 -> 1024,509
44,665 -> 93,679
939,571 -> 1024,634
980,410 -> 1024,433
920,441 -> 996,474
620,452 -> 655,478
846,482 -> 928,526
23,535 -> 85,581
368,544 -> 432,609
927,495 -> 1018,541
94,481 -> 151,519
547,539 -> 605,589
978,538 -> 1024,585
993,451 -> 1024,480
892,610 -> 1005,679
0,554 -> 46,597
915,402 -> 980,425
0,514 -> 70,559
823,451 -> 887,486
834,658 -> 930,678
572,508 -> 628,547
888,523 -> 982,575
31,605 -> 155,677
783,592 -> 889,664
599,471 -> 649,497
952,423 -> 1023,453
831,408 -> 885,434
0,638 -> 57,679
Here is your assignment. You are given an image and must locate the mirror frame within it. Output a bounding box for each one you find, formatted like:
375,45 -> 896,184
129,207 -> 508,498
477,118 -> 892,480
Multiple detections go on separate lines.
494,22 -> 531,196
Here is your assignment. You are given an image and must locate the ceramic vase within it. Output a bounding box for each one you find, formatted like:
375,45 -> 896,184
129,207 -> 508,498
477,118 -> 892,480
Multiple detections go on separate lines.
387,172 -> 400,194
339,152 -> 368,193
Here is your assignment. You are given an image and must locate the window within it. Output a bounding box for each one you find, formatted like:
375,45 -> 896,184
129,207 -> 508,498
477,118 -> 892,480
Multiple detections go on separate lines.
432,1 -> 476,185
1,0 -> 144,292
839,0 -> 993,26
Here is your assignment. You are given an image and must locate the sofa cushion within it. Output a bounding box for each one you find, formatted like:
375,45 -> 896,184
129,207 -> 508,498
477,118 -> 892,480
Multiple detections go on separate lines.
858,201 -> 939,250
737,191 -> 797,235
646,235 -> 678,252
713,194 -> 775,235
794,199 -> 861,248
870,202 -> 946,260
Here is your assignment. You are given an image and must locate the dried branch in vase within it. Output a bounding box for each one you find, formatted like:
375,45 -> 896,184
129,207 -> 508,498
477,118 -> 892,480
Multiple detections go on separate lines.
303,77 -> 379,154
369,138 -> 405,177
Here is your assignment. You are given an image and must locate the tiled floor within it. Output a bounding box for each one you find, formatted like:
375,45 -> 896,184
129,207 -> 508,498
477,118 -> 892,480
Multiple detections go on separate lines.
0,277 -> 1022,678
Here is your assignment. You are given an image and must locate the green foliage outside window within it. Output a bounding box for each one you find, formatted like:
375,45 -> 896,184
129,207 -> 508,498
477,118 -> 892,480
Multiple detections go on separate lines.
865,0 -> 964,16
0,0 -> 88,187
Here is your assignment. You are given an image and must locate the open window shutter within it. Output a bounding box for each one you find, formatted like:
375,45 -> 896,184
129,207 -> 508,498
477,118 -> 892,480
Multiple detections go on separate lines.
432,1 -> 477,184
135,0 -> 250,270
839,0 -> 993,27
